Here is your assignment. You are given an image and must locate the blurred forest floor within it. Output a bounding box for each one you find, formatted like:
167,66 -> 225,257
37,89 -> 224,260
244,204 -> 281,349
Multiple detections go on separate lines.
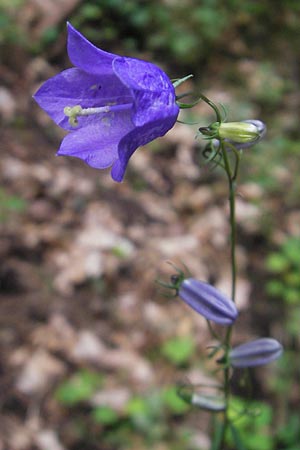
1,1 -> 300,450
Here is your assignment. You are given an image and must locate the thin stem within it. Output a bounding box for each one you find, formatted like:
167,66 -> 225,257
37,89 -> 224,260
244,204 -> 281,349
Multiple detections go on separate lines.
220,143 -> 237,301
214,141 -> 238,449
197,94 -> 223,123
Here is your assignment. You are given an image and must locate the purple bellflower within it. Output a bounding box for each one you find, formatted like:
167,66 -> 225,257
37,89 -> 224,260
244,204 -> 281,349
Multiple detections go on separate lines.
178,278 -> 238,326
33,23 -> 179,182
229,338 -> 283,368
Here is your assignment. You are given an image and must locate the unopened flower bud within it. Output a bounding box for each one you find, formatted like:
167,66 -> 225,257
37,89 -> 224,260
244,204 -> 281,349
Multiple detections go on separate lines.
178,384 -> 225,412
191,393 -> 226,412
218,121 -> 258,142
178,278 -> 238,325
229,338 -> 283,368
219,120 -> 266,149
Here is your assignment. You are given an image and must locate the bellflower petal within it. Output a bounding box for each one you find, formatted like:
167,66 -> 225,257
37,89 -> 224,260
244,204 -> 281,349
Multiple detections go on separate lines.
178,278 -> 238,326
67,22 -> 115,75
112,57 -> 179,126
33,23 -> 179,182
57,112 -> 134,169
112,116 -> 177,182
229,338 -> 283,368
33,68 -> 131,130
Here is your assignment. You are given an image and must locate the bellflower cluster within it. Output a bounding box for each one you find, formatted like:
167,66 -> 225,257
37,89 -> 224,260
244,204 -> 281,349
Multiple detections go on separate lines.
33,23 -> 179,182
33,23 -> 283,447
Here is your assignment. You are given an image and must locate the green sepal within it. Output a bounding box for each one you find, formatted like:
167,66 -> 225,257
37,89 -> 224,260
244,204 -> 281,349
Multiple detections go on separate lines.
177,99 -> 201,109
172,74 -> 194,88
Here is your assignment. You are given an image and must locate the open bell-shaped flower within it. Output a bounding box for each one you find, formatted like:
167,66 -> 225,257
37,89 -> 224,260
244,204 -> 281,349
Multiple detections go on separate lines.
229,338 -> 283,368
178,278 -> 238,326
33,23 -> 179,182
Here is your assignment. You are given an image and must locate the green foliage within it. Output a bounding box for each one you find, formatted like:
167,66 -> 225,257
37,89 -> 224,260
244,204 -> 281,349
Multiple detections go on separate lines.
92,405 -> 119,425
276,414 -> 300,450
211,417 -> 225,450
242,136 -> 300,205
55,374 -> 192,448
67,0 -> 300,72
0,189 -> 26,222
227,397 -> 273,450
56,372 -> 192,447
55,370 -> 104,406
161,336 -> 195,366
126,387 -> 187,425
0,0 -> 24,45
124,388 -> 189,444
41,26 -> 60,46
161,386 -> 189,415
266,237 -> 300,306
249,62 -> 290,107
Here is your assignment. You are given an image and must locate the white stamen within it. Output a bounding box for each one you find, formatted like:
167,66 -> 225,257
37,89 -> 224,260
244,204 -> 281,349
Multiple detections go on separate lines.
63,103 -> 132,127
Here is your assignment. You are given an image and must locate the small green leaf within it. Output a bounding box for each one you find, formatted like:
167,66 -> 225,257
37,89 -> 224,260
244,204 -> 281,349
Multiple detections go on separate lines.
55,370 -> 103,406
230,423 -> 247,450
126,396 -> 148,417
161,336 -> 195,366
266,280 -> 284,297
266,254 -> 289,273
162,386 -> 189,414
92,406 -> 119,425
284,289 -> 299,304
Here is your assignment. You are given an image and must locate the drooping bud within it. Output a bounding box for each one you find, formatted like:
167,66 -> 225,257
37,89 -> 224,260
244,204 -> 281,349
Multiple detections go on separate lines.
191,393 -> 226,412
178,384 -> 225,412
178,278 -> 238,326
229,338 -> 283,368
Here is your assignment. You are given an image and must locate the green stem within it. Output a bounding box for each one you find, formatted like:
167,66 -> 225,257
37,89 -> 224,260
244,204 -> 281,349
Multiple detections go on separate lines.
215,142 -> 238,449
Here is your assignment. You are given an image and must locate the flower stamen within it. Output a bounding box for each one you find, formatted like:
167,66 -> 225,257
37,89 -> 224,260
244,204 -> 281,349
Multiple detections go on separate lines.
64,103 -> 133,127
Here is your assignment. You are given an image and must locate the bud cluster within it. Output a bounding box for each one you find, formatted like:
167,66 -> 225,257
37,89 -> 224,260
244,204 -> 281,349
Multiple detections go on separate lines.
174,275 -> 282,368
173,272 -> 283,414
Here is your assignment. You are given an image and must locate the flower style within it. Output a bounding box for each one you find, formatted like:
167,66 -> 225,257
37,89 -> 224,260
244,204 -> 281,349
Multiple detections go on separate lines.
33,23 -> 179,182
229,338 -> 283,368
178,278 -> 238,325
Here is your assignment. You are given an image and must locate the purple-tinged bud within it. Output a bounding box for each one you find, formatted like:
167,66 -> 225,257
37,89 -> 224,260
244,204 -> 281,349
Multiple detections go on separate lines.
220,120 -> 266,149
178,278 -> 238,325
178,384 -> 225,412
191,393 -> 226,412
229,338 -> 283,368
200,120 -> 266,151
